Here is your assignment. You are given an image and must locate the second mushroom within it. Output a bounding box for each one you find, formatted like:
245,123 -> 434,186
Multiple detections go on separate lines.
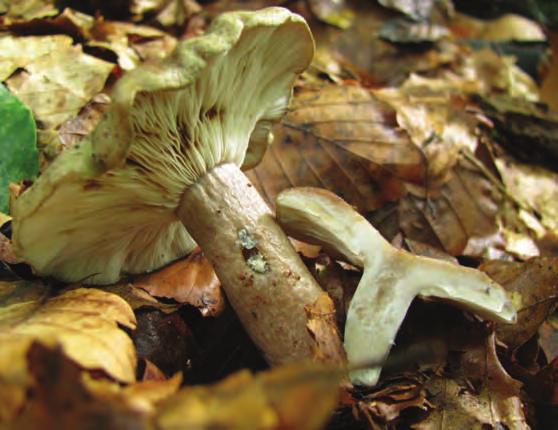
12,9 -> 345,367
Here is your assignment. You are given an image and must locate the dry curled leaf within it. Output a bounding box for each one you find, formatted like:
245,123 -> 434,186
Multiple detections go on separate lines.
133,248 -> 224,317
248,83 -> 421,212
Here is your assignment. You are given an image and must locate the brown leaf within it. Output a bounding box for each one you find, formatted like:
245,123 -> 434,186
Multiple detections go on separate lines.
305,292 -> 346,363
104,282 -> 179,314
248,83 -> 421,212
414,333 -> 528,430
481,257 -> 558,349
133,248 -> 224,317
0,232 -> 18,264
356,376 -> 432,426
89,17 -> 177,70
398,156 -> 503,257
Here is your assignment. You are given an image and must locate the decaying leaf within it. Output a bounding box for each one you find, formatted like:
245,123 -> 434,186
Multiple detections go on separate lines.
0,35 -> 72,81
4,39 -> 113,128
7,343 -> 180,429
0,231 -> 18,264
414,333 -> 528,430
133,248 -> 224,317
450,13 -> 546,42
88,18 -> 177,70
496,157 -> 558,239
305,292 -> 346,363
307,0 -> 354,30
0,278 -> 137,386
480,95 -> 558,172
354,376 -> 432,427
0,0 -> 58,21
104,283 -> 179,314
398,156 -> 504,258
248,83 -> 420,212
155,362 -> 342,430
481,257 -> 558,350
378,0 -> 453,20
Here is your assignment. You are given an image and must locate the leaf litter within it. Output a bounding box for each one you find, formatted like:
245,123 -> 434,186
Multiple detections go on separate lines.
1,0 -> 558,429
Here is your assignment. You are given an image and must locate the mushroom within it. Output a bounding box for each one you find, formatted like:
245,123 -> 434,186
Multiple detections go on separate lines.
12,8 -> 344,366
275,187 -> 516,385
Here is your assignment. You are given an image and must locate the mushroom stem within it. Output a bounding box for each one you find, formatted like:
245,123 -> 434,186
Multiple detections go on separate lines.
177,163 -> 344,366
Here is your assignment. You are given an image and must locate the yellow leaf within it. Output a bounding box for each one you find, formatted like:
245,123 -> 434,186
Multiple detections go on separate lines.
0,280 -> 137,391
155,362 -> 342,430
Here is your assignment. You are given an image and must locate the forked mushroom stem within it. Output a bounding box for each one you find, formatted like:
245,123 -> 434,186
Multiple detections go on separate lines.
177,163 -> 344,365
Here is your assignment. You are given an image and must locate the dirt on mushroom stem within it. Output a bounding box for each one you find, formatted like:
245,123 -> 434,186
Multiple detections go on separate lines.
177,163 -> 345,366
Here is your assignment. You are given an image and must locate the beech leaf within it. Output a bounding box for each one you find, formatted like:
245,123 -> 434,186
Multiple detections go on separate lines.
0,278 -> 137,390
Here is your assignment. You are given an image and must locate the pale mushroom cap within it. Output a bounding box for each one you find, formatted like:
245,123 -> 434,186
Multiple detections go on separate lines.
12,8 -> 314,284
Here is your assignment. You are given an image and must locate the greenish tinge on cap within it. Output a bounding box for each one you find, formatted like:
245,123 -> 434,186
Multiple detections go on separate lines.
12,7 -> 315,285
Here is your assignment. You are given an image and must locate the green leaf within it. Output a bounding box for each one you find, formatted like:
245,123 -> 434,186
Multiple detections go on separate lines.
0,84 -> 38,213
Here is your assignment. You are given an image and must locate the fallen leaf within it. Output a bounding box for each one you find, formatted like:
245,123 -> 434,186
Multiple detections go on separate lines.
3,7 -> 95,40
5,41 -> 113,129
0,278 -> 137,387
0,0 -> 58,21
7,342 -> 179,429
450,13 -> 546,42
0,84 -> 38,213
154,0 -> 202,28
379,18 -> 449,44
305,292 -> 346,363
307,0 -> 354,30
133,248 -> 224,317
104,282 -> 179,314
0,35 -> 72,81
495,157 -> 558,240
378,0 -> 453,20
413,333 -> 528,430
480,95 -> 558,172
0,232 -> 18,264
314,2 -> 459,86
88,18 -> 177,70
481,257 -> 558,350
248,83 -> 420,212
398,156 -> 503,257
356,376 -> 432,426
155,362 -> 342,430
